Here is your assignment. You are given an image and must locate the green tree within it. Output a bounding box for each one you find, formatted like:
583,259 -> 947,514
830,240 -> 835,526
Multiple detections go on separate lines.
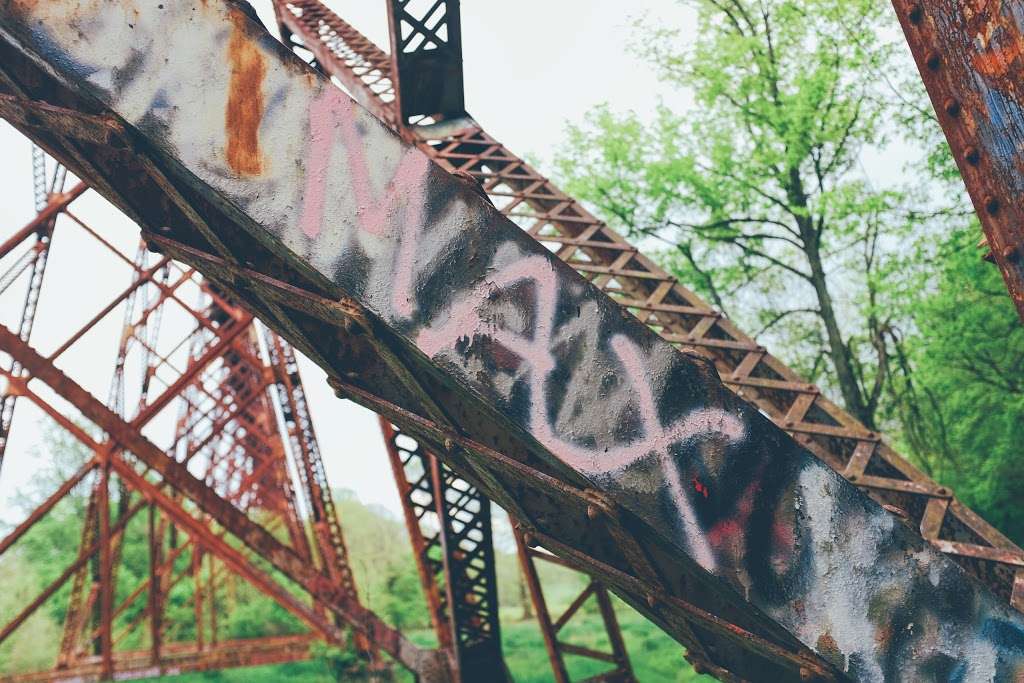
892,225 -> 1024,544
554,0 -> 945,428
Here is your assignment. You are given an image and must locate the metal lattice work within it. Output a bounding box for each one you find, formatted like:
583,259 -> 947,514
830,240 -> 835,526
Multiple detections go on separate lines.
514,528 -> 637,683
891,0 -> 1024,320
275,0 -> 397,125
381,419 -> 509,682
3,1 -> 1024,681
384,0 -> 465,124
0,183 -> 405,681
264,330 -> 360,603
0,168 -> 73,471
272,0 -> 1024,614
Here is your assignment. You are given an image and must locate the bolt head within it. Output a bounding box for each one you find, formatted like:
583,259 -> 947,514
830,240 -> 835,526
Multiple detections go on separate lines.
943,98 -> 961,117
908,4 -> 924,24
925,51 -> 941,70
985,195 -> 1001,215
586,504 -> 600,520
964,146 -> 981,166
1002,244 -> 1020,262
646,594 -> 658,608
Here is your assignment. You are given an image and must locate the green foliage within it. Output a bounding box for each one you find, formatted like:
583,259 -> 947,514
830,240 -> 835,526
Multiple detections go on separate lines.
554,0 -> 953,429
894,226 -> 1024,544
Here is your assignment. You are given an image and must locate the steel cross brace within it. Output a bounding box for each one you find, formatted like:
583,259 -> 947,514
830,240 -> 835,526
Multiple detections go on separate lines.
2,2 -> 1024,680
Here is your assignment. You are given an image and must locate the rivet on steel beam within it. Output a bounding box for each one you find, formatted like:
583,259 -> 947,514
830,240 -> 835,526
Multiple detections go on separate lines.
943,98 -> 961,118
907,4 -> 924,24
925,51 -> 941,71
985,196 -> 1001,215
443,437 -> 454,452
848,474 -> 859,482
523,532 -> 537,548
1002,244 -> 1021,262
586,504 -> 600,520
964,146 -> 981,166
646,594 -> 658,608
799,667 -> 816,682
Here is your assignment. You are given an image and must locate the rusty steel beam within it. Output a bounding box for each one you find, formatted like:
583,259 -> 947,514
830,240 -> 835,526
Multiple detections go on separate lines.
893,0 -> 1024,320
0,634 -> 319,683
0,322 -> 447,681
3,2 -> 1024,679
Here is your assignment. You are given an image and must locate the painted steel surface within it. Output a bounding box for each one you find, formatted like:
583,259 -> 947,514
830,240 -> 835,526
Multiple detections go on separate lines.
894,0 -> 1024,320
3,1 -> 1024,679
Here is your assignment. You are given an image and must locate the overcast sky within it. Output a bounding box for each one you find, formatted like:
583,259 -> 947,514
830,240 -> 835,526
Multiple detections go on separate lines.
0,0 -> 697,522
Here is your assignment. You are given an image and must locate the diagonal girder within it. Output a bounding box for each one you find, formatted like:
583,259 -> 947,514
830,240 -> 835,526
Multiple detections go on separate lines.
892,0 -> 1024,320
2,2 -> 1024,680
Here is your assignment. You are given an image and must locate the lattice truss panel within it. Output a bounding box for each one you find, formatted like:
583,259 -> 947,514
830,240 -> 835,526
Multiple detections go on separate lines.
0,166 -> 379,681
275,0 -> 1024,618
382,417 -> 512,681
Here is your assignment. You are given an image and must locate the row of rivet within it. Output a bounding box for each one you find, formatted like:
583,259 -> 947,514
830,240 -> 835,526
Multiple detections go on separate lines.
907,3 -> 1021,263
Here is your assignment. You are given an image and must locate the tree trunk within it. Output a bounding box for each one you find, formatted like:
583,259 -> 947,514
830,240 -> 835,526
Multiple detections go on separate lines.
804,239 -> 875,428
785,167 -> 875,429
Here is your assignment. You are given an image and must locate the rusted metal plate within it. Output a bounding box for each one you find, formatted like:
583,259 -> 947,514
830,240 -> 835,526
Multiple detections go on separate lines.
893,0 -> 1024,320
2,2 -> 1024,680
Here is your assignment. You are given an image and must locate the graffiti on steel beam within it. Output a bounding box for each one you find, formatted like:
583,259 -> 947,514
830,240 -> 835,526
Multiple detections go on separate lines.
5,1 -> 1024,679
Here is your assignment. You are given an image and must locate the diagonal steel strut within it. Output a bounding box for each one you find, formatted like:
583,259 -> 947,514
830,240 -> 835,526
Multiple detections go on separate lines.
2,2 -> 1024,680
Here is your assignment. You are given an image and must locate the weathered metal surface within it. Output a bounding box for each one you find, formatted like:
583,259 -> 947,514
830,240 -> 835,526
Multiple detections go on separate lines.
3,2 -> 1024,681
385,0 -> 466,125
284,0 -> 1024,639
893,0 -> 1024,320
381,419 -> 510,682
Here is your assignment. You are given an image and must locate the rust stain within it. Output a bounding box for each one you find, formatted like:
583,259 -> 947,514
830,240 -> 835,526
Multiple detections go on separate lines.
965,0 -> 1024,78
225,10 -> 266,176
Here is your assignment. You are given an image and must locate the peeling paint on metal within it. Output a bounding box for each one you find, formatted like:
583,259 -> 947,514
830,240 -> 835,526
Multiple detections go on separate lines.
225,9 -> 266,176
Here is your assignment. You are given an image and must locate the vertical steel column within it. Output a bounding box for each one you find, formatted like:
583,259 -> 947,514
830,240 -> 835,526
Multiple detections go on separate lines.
381,419 -> 510,682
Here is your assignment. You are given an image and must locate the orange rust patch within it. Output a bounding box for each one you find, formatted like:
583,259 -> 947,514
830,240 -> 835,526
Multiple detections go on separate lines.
966,1 -> 1024,78
225,11 -> 266,176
